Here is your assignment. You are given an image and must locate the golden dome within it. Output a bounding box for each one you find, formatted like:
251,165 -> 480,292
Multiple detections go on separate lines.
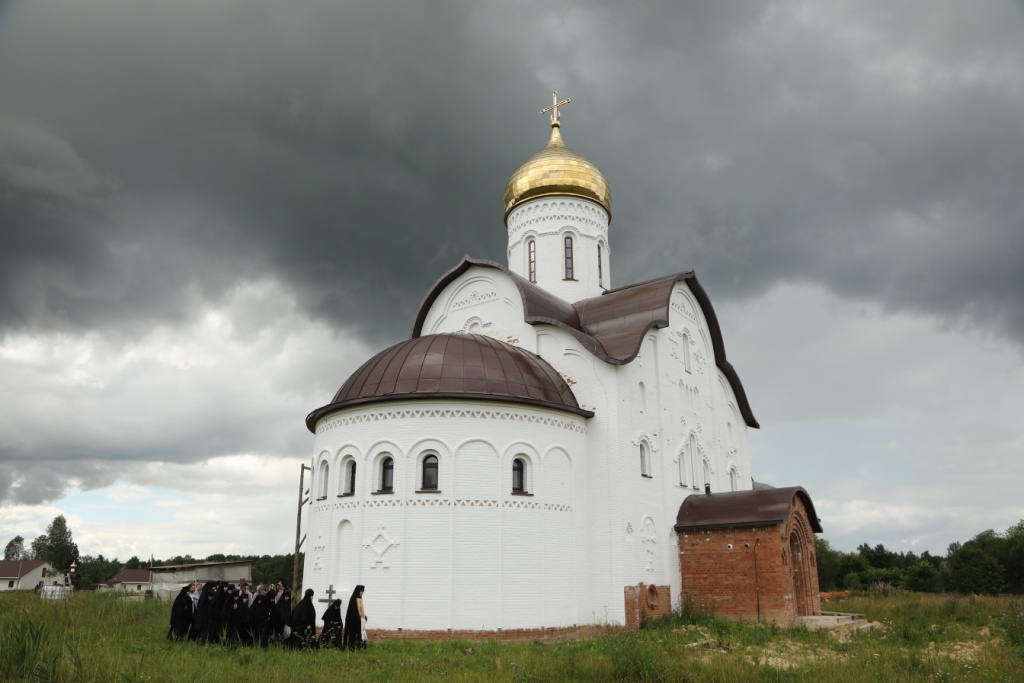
503,122 -> 611,219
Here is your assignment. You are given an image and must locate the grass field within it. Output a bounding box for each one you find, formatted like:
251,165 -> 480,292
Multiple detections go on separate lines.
1,590 -> 1022,682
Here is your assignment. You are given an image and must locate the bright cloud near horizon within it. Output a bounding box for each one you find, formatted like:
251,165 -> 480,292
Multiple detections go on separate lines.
1,0 -> 1023,562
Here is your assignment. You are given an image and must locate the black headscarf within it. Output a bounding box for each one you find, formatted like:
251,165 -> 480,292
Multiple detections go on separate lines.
234,591 -> 250,626
343,585 -> 365,650
209,581 -> 226,613
248,593 -> 267,627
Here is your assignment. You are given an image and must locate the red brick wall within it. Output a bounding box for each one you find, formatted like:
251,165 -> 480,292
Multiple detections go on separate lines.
623,583 -> 672,629
676,497 -> 820,626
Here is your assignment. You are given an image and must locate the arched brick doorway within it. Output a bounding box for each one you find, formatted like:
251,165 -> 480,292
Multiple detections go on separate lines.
790,532 -> 810,616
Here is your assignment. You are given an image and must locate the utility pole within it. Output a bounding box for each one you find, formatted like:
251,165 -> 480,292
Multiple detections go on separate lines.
292,463 -> 311,593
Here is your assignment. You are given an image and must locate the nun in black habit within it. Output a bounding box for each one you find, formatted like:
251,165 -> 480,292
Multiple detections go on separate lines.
207,582 -> 228,644
343,585 -> 366,650
318,599 -> 344,649
168,585 -> 194,640
191,582 -> 215,642
272,589 -> 292,643
225,590 -> 244,648
251,590 -> 275,648
287,588 -> 318,650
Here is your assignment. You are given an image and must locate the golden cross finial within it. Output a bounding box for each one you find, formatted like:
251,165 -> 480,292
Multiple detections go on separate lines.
540,91 -> 571,124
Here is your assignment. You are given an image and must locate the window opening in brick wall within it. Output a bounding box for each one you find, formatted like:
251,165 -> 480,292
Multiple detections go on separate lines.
682,332 -> 692,373
640,442 -> 652,477
564,235 -> 574,280
512,457 -> 526,493
346,460 -> 356,495
379,456 -> 394,493
318,460 -> 329,499
421,454 -> 438,490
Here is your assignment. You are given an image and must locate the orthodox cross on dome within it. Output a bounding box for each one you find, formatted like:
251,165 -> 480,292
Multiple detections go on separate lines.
318,584 -> 337,604
540,91 -> 572,124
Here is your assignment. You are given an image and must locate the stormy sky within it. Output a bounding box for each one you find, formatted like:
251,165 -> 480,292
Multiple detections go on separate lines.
1,0 -> 1022,562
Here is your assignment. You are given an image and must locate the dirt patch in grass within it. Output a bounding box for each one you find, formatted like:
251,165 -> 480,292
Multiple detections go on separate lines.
743,640 -> 848,669
921,627 -> 1002,662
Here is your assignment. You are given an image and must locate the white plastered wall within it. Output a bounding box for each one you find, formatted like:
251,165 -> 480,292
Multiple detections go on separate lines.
303,399 -> 588,630
505,197 -> 610,301
612,281 -> 754,610
304,269 -> 756,629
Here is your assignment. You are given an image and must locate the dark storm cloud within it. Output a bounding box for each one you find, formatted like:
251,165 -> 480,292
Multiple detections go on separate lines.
2,1 -> 1022,345
1,0 -> 1023,509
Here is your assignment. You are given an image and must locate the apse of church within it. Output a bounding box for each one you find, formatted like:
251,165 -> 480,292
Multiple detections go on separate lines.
301,93 -> 821,635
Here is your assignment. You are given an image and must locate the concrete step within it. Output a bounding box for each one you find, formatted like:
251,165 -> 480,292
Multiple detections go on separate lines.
796,613 -> 873,631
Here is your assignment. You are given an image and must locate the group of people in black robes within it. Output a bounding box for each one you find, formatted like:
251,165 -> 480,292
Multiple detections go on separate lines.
168,580 -> 367,651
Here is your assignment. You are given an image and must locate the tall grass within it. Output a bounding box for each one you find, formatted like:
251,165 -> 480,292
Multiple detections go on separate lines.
0,590 -> 1021,682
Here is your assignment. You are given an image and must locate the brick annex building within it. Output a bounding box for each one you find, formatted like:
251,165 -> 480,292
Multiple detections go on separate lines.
302,95 -> 822,634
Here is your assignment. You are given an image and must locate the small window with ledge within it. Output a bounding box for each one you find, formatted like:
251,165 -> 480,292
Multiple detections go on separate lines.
317,460 -> 329,500
512,457 -> 527,493
345,460 -> 356,495
378,456 -> 394,493
420,454 -> 439,491
528,239 -> 537,283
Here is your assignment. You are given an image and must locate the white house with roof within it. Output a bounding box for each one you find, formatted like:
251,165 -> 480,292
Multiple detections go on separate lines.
0,560 -> 63,591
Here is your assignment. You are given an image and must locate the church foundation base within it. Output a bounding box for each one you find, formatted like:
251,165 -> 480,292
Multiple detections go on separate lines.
365,625 -> 620,642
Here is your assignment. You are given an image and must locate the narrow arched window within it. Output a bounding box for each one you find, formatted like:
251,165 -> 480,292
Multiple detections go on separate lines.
564,236 -> 574,280
346,461 -> 356,495
318,461 -> 329,499
640,442 -> 651,477
380,456 -> 394,492
729,467 -> 739,492
702,458 -> 711,490
638,382 -> 646,412
688,434 -> 698,488
421,455 -> 438,490
512,457 -> 526,493
597,244 -> 603,286
528,239 -> 537,283
682,332 -> 692,374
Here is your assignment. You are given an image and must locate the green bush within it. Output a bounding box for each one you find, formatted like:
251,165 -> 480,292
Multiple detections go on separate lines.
1001,599 -> 1024,649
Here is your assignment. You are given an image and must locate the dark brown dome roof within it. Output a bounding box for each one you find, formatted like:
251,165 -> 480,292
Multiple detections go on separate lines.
306,333 -> 591,431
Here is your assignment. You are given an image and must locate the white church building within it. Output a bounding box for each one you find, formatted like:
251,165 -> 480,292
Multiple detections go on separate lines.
301,98 -> 767,633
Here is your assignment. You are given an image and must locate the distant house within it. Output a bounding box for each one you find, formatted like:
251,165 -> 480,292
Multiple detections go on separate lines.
0,560 -> 64,591
105,568 -> 153,593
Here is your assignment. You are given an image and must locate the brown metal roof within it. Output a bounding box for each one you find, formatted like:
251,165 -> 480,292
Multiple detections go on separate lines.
411,256 -> 759,428
0,560 -> 45,579
306,333 -> 592,431
106,568 -> 153,585
674,487 -> 822,533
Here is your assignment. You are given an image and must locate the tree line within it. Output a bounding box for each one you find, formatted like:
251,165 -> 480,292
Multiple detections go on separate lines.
816,519 -> 1024,595
10,514 -> 1023,596
3,515 -> 303,589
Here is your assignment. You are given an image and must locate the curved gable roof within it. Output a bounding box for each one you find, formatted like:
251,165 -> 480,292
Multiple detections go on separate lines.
674,487 -> 823,533
412,256 -> 758,428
